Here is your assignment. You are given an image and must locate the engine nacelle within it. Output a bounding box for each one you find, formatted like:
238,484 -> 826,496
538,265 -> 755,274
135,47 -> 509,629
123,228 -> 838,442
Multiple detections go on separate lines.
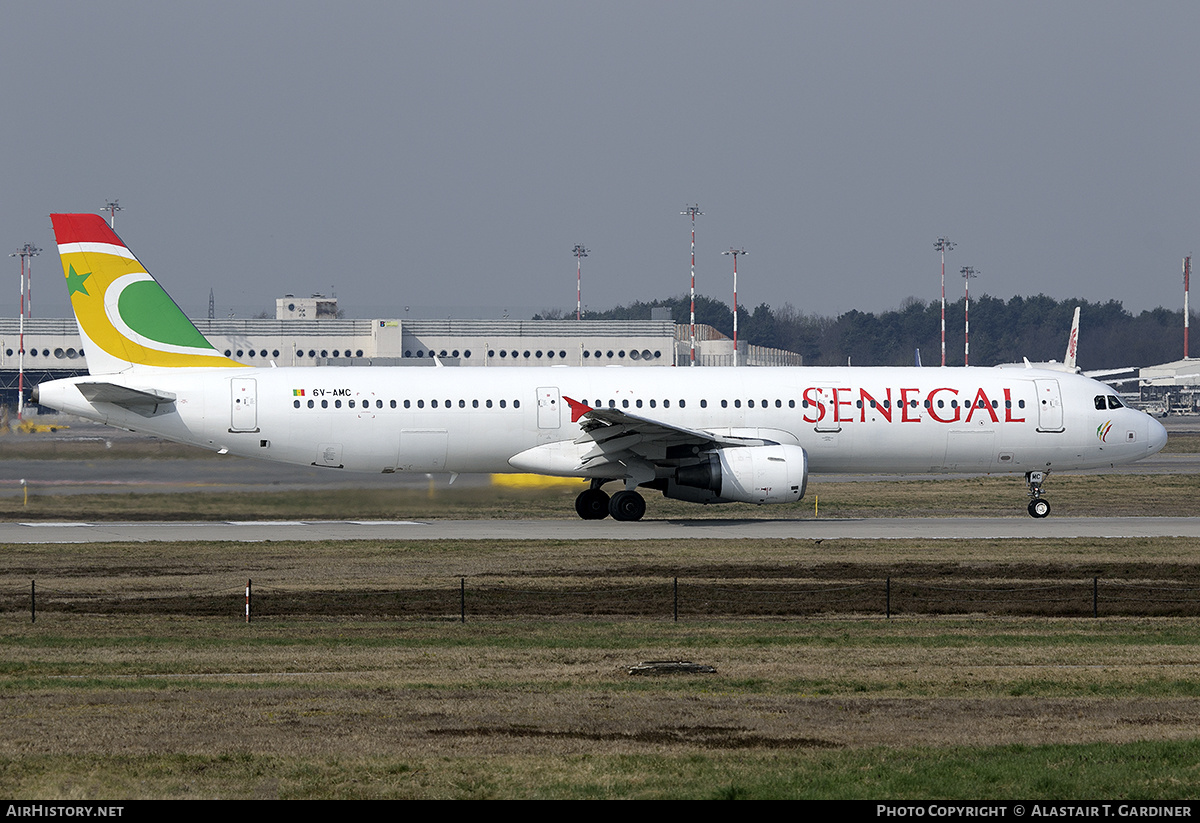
673,444 -> 808,504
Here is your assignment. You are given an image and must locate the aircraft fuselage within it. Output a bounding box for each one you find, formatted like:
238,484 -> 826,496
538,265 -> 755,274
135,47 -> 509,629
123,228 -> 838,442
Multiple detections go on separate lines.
35,364 -> 1166,478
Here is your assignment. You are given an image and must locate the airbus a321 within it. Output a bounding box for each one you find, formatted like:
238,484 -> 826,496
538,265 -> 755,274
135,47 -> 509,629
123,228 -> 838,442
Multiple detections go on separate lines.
32,213 -> 1168,521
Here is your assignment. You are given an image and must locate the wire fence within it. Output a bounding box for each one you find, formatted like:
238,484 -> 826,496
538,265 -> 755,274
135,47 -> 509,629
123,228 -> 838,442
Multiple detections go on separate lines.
7,576 -> 1200,621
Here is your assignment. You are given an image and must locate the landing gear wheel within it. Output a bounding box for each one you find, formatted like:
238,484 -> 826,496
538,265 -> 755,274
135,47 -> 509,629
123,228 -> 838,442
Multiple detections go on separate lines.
1024,470 -> 1051,519
609,490 -> 646,522
575,488 -> 610,520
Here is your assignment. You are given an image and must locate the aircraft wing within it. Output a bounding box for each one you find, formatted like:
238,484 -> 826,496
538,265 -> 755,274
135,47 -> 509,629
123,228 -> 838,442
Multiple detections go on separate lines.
562,395 -> 772,473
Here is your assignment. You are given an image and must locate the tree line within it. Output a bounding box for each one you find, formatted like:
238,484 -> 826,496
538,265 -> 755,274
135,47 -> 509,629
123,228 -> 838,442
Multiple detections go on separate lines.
539,295 -> 1195,369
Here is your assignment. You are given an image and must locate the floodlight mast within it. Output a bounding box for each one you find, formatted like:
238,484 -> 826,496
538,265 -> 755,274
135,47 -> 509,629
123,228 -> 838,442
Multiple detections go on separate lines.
102,200 -> 122,228
1184,256 -> 1191,359
934,237 -> 955,366
961,266 -> 978,366
724,248 -> 744,367
9,243 -> 40,420
573,245 -> 588,321
682,205 -> 702,365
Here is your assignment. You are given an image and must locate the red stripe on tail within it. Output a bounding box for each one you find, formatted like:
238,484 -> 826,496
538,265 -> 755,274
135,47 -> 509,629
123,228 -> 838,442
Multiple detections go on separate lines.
50,214 -> 127,248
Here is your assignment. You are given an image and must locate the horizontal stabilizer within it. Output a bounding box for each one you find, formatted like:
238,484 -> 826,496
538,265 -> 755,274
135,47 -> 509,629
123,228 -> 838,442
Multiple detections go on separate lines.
77,382 -> 177,416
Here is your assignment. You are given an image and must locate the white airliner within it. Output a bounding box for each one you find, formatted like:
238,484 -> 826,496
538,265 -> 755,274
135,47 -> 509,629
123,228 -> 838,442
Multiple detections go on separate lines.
32,213 -> 1168,521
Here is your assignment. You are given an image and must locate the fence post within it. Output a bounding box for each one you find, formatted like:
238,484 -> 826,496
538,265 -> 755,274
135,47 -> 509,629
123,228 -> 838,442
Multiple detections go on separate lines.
673,577 -> 678,622
30,580 -> 35,624
1093,577 -> 1098,618
245,579 -> 251,623
886,577 -> 891,619
460,577 -> 465,623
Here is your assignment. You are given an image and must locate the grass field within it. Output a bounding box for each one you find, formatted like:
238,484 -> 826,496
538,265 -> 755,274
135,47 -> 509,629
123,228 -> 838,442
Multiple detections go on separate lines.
4,535 -> 1200,798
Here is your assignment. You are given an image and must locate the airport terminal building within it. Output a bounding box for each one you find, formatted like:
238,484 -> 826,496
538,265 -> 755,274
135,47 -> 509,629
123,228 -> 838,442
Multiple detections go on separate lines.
0,302 -> 802,410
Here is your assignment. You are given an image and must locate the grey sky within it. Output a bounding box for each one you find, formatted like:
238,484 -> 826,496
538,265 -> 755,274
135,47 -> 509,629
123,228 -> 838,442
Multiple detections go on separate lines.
3,2 -> 1198,322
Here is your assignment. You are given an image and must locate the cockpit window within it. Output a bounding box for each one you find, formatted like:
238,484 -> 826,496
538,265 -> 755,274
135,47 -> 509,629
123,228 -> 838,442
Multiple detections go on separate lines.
1107,395 -> 1124,409
1094,396 -> 1106,410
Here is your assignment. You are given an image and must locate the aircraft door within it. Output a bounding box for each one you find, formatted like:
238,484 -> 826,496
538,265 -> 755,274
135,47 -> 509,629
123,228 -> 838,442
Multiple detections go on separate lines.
230,378 -> 258,432
536,387 -> 561,429
1033,379 -> 1064,432
813,387 -> 842,432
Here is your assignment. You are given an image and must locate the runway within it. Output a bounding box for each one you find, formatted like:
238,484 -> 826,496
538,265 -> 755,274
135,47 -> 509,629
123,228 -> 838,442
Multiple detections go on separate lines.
2,419 -> 1198,497
3,515 -> 1199,543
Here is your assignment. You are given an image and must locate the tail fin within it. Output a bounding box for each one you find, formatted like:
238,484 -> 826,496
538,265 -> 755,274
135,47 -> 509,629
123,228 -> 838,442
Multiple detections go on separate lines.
1063,306 -> 1080,372
50,214 -> 244,374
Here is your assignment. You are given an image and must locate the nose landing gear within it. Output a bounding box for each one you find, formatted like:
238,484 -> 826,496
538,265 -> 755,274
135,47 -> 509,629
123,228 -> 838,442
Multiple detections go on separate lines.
1026,471 -> 1051,518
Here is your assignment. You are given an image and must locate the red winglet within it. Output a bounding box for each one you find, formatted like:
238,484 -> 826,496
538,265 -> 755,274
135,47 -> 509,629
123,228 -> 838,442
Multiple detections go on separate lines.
563,395 -> 592,423
50,213 -> 126,248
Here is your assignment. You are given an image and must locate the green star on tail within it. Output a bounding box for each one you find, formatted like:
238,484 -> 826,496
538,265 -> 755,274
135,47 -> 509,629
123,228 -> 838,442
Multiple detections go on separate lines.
66,265 -> 91,297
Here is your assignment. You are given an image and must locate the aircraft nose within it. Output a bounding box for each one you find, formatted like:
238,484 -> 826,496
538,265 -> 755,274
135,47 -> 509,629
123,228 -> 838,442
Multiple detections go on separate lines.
1147,415 -> 1168,455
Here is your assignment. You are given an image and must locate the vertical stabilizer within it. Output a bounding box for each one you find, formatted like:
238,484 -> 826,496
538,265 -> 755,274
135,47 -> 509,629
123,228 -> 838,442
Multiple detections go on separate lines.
50,214 -> 245,375
1064,306 -> 1080,372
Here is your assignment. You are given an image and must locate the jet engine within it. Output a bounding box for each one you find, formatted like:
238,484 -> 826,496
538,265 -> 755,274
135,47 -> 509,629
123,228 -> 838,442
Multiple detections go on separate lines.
670,444 -> 808,505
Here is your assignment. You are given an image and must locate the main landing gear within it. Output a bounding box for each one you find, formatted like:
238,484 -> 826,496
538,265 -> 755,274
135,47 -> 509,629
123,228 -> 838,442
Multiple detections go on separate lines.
574,482 -> 646,521
1025,471 -> 1051,518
